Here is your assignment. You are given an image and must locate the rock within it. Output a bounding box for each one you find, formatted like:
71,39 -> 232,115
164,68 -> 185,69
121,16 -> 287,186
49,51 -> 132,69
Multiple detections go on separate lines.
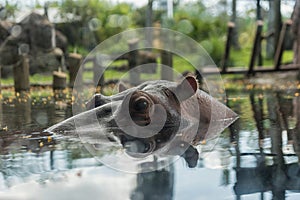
0,20 -> 12,42
19,12 -> 55,52
0,12 -> 68,77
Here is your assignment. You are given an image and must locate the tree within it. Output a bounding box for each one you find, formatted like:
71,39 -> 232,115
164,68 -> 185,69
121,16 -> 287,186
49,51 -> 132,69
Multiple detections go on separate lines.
59,0 -> 135,49
266,0 -> 282,59
231,0 -> 240,50
0,0 -> 18,20
292,0 -> 300,79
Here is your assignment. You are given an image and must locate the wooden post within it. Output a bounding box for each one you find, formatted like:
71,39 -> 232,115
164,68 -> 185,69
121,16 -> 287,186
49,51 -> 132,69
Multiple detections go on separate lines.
257,36 -> 263,67
293,0 -> 300,80
145,0 -> 153,46
234,112 -> 241,200
266,94 -> 284,164
13,55 -> 30,92
256,0 -> 262,20
248,20 -> 264,76
15,97 -> 31,126
228,105 -> 240,144
293,95 -> 300,159
231,0 -> 240,50
221,22 -> 235,73
0,65 -> 2,128
274,20 -> 292,70
250,92 -> 265,145
67,53 -> 83,88
161,50 -> 173,81
274,0 -> 282,54
276,93 -> 294,141
266,94 -> 286,200
53,70 -> 67,90
128,38 -> 140,85
0,65 -> 1,94
93,56 -> 105,90
0,98 -> 2,130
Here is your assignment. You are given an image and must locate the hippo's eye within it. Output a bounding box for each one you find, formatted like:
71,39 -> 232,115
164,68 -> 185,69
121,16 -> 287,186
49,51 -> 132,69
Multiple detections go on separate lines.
134,99 -> 149,111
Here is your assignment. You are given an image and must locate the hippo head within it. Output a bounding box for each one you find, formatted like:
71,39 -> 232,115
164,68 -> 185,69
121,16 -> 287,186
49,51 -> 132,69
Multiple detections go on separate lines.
46,76 -> 237,159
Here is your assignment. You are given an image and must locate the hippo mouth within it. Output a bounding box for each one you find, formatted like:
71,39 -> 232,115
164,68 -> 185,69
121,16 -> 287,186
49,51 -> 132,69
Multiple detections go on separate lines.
117,122 -> 179,158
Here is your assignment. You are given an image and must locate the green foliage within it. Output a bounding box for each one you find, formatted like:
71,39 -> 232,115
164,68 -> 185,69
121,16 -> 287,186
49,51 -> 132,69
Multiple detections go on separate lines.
1,74 -> 53,86
57,0 -> 232,65
59,0 -> 110,24
1,0 -> 18,19
67,46 -> 89,56
59,0 -> 136,49
56,0 -> 265,66
134,5 -> 164,27
200,36 -> 225,65
3,0 -> 291,71
166,1 -> 228,64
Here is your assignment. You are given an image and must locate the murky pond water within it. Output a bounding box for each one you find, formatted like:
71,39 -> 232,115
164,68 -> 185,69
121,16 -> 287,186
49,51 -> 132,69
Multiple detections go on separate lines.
1,87 -> 300,200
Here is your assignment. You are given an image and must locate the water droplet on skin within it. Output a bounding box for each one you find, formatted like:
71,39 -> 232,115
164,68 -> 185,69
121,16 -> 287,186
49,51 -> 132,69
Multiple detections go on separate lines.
88,18 -> 102,31
178,19 -> 194,34
107,14 -> 120,28
11,25 -> 22,38
0,9 -> 6,19
124,141 -> 147,153
118,15 -> 130,28
36,112 -> 48,125
18,43 -> 30,55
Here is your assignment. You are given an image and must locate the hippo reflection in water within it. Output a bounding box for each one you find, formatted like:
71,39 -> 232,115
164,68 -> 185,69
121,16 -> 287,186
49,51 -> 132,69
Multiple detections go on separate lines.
47,76 -> 238,165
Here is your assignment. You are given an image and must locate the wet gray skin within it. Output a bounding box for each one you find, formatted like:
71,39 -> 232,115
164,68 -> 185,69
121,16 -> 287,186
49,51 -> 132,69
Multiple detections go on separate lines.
46,76 -> 238,159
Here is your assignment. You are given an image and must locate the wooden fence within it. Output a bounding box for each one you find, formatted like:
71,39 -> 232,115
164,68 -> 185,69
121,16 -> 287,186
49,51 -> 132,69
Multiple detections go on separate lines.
1,20 -> 300,94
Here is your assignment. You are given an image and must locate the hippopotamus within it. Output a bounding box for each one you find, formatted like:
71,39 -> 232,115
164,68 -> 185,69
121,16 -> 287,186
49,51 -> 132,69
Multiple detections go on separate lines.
46,76 -> 237,163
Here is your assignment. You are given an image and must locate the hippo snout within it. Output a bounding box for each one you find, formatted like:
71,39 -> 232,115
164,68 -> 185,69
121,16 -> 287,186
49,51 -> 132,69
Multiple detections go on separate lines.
45,116 -> 76,135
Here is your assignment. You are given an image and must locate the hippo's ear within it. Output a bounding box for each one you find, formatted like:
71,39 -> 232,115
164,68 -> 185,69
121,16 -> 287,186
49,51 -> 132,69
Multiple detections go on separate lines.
118,82 -> 128,93
175,76 -> 198,101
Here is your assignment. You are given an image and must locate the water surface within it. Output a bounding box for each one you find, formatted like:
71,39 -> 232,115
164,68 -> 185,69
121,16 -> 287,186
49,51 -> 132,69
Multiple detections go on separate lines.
0,88 -> 300,200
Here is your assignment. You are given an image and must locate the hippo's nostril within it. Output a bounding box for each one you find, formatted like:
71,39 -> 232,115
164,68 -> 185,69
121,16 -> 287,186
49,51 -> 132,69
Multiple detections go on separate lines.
124,140 -> 148,154
144,142 -> 150,152
121,136 -> 156,156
